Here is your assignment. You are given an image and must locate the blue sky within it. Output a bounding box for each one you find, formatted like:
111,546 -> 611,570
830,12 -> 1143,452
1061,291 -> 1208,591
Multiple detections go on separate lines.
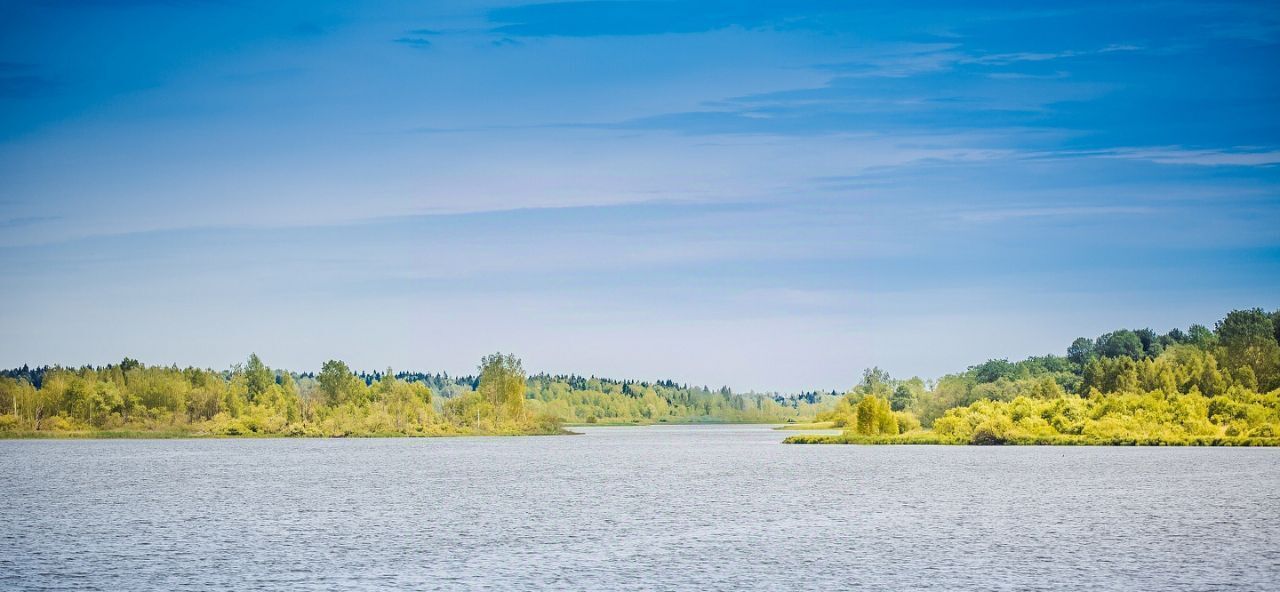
1,0 -> 1277,391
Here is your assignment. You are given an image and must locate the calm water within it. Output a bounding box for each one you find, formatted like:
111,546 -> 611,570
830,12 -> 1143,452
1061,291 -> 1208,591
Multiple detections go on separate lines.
2,425 -> 1279,591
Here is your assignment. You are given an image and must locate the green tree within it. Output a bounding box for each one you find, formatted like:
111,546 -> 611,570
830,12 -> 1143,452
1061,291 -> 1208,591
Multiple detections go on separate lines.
1097,330 -> 1144,359
318,360 -> 361,406
0,377 -> 25,417
971,359 -> 1017,383
478,353 -> 526,419
890,383 -> 915,412
1067,337 -> 1095,366
1114,358 -> 1140,393
1216,308 -> 1280,391
1135,328 -> 1163,357
1187,324 -> 1217,349
853,367 -> 893,399
853,395 -> 897,435
1026,375 -> 1065,399
244,353 -> 274,403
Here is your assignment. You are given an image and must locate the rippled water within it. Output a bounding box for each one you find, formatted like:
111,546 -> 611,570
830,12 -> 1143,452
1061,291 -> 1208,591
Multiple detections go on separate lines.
3,425 -> 1279,591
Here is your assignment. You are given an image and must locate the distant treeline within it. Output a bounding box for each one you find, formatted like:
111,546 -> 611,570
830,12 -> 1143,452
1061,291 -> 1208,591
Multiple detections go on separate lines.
796,307 -> 1280,445
524,374 -> 829,424
13,307 -> 1275,443
0,353 -> 828,437
0,353 -> 564,437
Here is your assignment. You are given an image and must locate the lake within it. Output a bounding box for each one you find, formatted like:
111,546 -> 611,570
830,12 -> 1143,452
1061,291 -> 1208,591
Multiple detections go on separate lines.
2,425 -> 1278,591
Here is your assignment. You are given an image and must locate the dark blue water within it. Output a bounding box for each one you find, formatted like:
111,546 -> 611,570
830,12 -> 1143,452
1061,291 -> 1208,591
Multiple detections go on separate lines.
3,425 -> 1278,591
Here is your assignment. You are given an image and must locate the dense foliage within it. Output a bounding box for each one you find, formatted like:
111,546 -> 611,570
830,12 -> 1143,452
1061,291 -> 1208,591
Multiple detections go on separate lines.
9,307 -> 1276,443
0,354 -> 826,437
0,354 -> 563,437
526,375 -> 827,424
795,308 -> 1280,445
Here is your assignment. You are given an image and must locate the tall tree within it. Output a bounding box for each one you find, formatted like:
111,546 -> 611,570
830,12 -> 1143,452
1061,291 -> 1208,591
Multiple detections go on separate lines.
1216,308 -> 1280,391
1187,324 -> 1217,349
1067,337 -> 1095,366
853,367 -> 893,398
1135,328 -> 1163,357
244,353 -> 274,403
318,360 -> 360,406
890,384 -> 915,411
478,353 -> 526,419
971,359 -> 1017,383
1096,330 -> 1144,359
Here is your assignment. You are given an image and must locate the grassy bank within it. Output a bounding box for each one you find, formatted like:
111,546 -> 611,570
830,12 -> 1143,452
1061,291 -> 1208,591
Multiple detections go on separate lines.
566,417 -> 794,427
773,421 -> 837,430
1,429 -> 213,440
784,431 -> 1280,446
0,425 -> 575,440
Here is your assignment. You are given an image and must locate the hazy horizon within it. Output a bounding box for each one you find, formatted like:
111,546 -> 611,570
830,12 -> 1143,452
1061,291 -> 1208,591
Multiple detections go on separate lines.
2,1 -> 1277,392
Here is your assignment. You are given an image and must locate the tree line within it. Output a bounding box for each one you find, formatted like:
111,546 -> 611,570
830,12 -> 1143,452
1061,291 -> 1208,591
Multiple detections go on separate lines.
0,353 -> 561,437
0,353 -> 825,437
800,307 -> 1280,445
525,374 -> 826,424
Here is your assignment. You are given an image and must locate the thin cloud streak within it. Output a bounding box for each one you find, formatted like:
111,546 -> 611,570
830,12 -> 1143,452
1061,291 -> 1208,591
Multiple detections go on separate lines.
0,0 -> 1276,389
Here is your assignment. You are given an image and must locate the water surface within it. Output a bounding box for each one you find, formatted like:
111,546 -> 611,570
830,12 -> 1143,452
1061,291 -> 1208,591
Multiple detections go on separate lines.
3,425 -> 1278,590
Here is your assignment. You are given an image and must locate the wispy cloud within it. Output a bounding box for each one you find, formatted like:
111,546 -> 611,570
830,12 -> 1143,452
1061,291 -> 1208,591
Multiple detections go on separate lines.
0,215 -> 63,229
961,44 -> 1142,66
1095,146 -> 1280,167
486,1 -> 797,37
955,206 -> 1152,223
814,43 -> 1142,79
393,27 -> 447,48
393,36 -> 432,49
0,62 -> 56,98
2,0 -> 1277,388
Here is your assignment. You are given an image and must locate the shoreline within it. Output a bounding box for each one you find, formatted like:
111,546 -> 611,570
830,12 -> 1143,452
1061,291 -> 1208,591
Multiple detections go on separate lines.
0,427 -> 578,440
0,421 -> 810,440
784,432 -> 1280,446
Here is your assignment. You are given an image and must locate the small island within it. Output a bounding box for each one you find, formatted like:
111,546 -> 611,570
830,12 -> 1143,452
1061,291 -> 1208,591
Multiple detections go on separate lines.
787,308 -> 1280,446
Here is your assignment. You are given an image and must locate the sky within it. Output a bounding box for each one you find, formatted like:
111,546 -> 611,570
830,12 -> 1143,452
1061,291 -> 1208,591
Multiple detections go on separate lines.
0,0 -> 1277,392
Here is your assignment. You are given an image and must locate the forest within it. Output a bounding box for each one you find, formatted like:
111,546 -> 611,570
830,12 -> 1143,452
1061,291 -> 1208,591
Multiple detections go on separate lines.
5,307 -> 1278,443
0,353 -> 823,438
787,308 -> 1280,445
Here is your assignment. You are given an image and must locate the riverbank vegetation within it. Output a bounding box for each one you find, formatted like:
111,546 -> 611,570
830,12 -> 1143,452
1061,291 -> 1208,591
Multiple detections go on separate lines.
0,353 -> 566,438
9,307 -> 1276,443
0,353 -> 826,438
787,308 -> 1280,445
525,376 -> 827,424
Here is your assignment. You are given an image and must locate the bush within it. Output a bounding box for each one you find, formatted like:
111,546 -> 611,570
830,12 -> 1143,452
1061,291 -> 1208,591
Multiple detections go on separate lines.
852,395 -> 897,435
530,413 -> 565,434
970,416 -> 1013,445
40,416 -> 76,432
281,423 -> 308,437
894,411 -> 921,433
